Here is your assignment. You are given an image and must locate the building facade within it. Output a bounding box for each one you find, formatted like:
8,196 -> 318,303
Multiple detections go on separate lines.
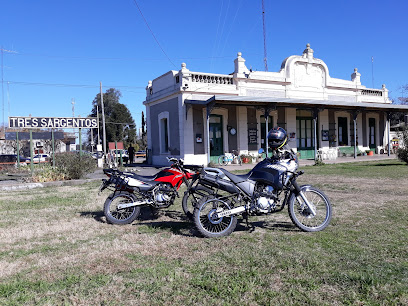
144,44 -> 408,165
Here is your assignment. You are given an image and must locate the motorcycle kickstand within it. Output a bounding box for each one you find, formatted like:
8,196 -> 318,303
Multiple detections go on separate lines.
243,212 -> 255,233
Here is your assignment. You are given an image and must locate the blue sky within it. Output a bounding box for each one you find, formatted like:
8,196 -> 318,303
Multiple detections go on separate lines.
1,0 -> 407,131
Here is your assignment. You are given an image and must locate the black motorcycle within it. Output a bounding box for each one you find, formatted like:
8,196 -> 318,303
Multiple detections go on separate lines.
192,148 -> 332,238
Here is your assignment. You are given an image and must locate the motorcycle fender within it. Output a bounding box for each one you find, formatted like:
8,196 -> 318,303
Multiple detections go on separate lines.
289,184 -> 312,198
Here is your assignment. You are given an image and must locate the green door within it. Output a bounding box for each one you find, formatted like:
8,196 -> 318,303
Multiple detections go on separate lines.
296,117 -> 315,159
369,118 -> 376,149
209,115 -> 223,157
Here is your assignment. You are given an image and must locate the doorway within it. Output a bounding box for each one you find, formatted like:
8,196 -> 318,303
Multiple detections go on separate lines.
209,115 -> 223,156
338,117 -> 348,146
296,114 -> 315,159
369,118 -> 376,149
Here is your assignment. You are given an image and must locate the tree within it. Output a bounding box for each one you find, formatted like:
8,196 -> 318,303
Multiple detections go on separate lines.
396,127 -> 408,165
141,111 -> 146,137
397,84 -> 408,105
88,88 -> 136,148
390,85 -> 408,126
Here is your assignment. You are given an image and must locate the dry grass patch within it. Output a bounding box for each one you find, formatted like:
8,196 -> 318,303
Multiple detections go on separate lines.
0,161 -> 407,305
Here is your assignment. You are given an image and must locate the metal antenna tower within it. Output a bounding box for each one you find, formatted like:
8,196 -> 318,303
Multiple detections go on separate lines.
262,0 -> 268,71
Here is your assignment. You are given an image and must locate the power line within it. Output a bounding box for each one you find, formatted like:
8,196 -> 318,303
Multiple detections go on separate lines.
8,51 -> 233,61
132,0 -> 177,69
5,80 -> 145,90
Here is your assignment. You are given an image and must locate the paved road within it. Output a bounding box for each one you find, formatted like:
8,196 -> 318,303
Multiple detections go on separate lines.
0,154 -> 399,191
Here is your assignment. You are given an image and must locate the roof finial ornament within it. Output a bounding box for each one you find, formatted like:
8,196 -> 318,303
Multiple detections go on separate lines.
303,43 -> 314,59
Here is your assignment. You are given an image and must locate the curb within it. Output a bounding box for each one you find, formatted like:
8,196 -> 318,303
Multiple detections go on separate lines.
0,178 -> 101,191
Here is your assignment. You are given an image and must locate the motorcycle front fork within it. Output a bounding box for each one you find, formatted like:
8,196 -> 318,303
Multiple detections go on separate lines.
291,181 -> 317,216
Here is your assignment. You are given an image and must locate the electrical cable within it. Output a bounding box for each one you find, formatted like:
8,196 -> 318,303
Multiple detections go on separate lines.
131,0 -> 177,69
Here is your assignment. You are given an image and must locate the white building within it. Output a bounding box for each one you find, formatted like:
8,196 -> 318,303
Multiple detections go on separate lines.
144,44 -> 408,165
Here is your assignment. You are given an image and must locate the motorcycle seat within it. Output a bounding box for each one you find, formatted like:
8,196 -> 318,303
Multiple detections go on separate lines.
129,173 -> 157,182
218,168 -> 252,184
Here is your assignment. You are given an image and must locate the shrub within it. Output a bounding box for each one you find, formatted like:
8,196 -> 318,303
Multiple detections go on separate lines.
54,152 -> 96,180
32,164 -> 67,182
396,127 -> 408,165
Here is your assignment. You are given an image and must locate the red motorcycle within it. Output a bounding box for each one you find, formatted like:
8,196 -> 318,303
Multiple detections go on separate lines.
100,157 -> 201,225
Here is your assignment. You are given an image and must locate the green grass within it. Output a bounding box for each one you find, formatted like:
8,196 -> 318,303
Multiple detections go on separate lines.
0,161 -> 407,305
302,159 -> 408,179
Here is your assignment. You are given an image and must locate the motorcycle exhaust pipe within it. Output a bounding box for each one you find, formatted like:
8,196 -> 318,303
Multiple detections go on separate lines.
214,206 -> 246,218
117,200 -> 151,209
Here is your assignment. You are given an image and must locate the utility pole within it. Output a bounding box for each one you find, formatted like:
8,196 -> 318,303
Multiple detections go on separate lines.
71,98 -> 75,150
371,56 -> 374,88
1,47 -> 16,134
100,82 -> 107,156
1,46 -> 5,134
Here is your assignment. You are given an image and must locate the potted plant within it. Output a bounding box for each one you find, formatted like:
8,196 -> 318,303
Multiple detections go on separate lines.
240,154 -> 251,164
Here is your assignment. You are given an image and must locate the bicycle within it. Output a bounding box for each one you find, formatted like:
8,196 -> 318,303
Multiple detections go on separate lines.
218,150 -> 242,166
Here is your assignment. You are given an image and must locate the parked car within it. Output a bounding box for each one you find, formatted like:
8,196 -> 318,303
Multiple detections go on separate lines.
0,154 -> 28,165
135,150 -> 146,158
92,152 -> 104,159
26,154 -> 50,164
111,149 -> 129,163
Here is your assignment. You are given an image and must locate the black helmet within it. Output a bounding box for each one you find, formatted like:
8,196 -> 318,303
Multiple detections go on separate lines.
267,127 -> 287,149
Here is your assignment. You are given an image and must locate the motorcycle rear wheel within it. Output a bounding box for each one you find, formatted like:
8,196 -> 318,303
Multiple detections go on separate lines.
194,196 -> 237,238
288,186 -> 332,232
104,191 -> 141,225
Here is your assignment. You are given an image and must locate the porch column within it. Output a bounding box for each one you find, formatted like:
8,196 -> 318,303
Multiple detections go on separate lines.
354,114 -> 357,159
206,107 -> 210,165
387,112 -> 391,157
313,109 -> 320,160
265,115 -> 269,157
206,101 -> 215,165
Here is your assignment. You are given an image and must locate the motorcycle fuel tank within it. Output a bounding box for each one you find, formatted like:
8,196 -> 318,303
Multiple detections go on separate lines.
249,159 -> 288,190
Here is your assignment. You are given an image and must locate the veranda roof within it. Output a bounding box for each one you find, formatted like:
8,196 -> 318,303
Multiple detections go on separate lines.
185,95 -> 408,112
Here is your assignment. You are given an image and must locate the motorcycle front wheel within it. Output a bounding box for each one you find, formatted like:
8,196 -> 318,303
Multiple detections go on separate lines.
104,191 -> 141,225
182,185 -> 213,220
288,186 -> 332,232
194,196 -> 237,238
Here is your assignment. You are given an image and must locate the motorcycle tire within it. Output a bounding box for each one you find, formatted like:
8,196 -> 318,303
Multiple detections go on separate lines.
288,185 -> 332,232
194,195 -> 237,238
182,185 -> 213,220
104,191 -> 141,225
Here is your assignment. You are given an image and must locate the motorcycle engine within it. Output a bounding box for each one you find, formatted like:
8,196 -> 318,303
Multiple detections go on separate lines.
254,185 -> 277,213
153,184 -> 175,208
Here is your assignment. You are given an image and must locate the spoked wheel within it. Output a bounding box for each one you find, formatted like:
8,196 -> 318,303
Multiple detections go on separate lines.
182,185 -> 213,220
288,186 -> 332,232
104,192 -> 141,225
194,196 -> 237,238
218,155 -> 228,166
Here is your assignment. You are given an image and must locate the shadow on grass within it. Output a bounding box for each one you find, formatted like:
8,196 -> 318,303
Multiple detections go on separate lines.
79,210 -> 105,223
371,162 -> 404,167
79,207 -> 298,236
235,219 -> 297,233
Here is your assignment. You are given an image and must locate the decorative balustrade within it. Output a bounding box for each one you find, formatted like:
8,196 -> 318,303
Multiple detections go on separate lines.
361,89 -> 383,97
191,73 -> 233,85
